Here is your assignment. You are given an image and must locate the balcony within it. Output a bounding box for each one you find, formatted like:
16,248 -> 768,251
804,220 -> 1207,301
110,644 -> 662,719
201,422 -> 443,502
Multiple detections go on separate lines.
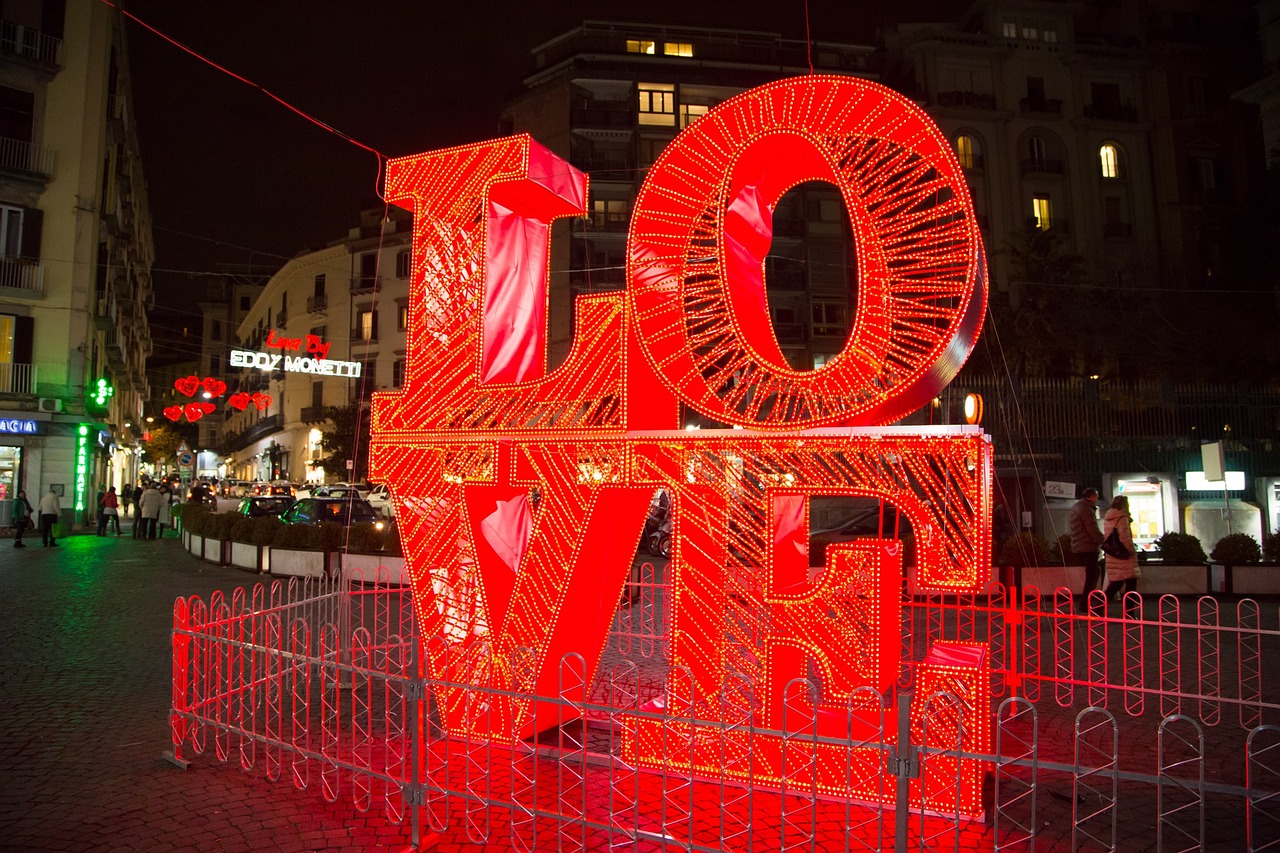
1103,222 -> 1133,238
0,258 -> 43,296
351,275 -> 380,294
0,136 -> 54,179
306,295 -> 327,313
351,332 -> 378,345
1084,103 -> 1138,122
275,310 -> 287,327
225,413 -> 284,453
570,107 -> 634,130
0,362 -> 36,394
1019,97 -> 1063,116
1020,158 -> 1065,176
0,20 -> 62,67
300,405 -> 328,423
936,90 -> 996,110
1025,218 -> 1071,235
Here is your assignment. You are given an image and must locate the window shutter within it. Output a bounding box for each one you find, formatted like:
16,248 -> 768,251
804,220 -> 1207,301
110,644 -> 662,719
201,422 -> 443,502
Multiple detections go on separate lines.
14,315 -> 33,365
20,208 -> 41,260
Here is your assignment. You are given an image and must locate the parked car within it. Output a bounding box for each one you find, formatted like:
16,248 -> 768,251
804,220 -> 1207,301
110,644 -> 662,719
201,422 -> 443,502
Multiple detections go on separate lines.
279,497 -> 384,529
364,484 -> 394,518
236,495 -> 296,518
221,479 -> 251,498
252,481 -> 295,497
185,481 -> 218,508
809,502 -> 911,566
311,484 -> 362,501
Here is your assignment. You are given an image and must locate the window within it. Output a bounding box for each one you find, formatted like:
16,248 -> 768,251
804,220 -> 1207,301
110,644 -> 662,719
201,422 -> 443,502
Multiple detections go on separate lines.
311,381 -> 323,408
811,300 -> 847,337
591,198 -> 628,226
1028,135 -> 1047,163
1195,157 -> 1217,192
1026,77 -> 1045,100
0,86 -> 35,143
639,137 -> 665,167
626,39 -> 655,54
393,358 -> 406,388
663,42 -> 693,58
357,252 -> 378,289
638,83 -> 676,127
1099,144 -> 1119,179
356,308 -> 377,342
679,103 -> 708,128
396,249 -> 410,278
0,205 -> 22,257
212,320 -> 222,341
1032,195 -> 1052,230
1104,196 -> 1122,225
209,354 -> 218,375
280,292 -> 287,318
1021,24 -> 1038,40
397,305 -> 409,332
313,274 -> 325,298
955,134 -> 977,170
1002,21 -> 1017,37
1042,27 -> 1057,43
240,295 -> 251,311
1187,76 -> 1208,117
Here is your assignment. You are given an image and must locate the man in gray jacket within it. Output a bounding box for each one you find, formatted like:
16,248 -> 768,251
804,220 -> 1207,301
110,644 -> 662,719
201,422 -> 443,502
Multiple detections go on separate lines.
38,486 -> 61,547
1069,487 -> 1105,613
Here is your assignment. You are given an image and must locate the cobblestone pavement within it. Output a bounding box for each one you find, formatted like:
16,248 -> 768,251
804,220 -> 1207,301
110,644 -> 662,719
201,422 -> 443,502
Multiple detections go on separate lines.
1,532 -> 1277,851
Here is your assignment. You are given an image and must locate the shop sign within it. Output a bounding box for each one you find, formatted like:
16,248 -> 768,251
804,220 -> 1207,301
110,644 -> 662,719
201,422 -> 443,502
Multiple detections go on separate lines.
228,348 -> 362,377
370,77 -> 992,815
0,419 -> 41,434
1186,470 -> 1245,491
1044,480 -> 1075,499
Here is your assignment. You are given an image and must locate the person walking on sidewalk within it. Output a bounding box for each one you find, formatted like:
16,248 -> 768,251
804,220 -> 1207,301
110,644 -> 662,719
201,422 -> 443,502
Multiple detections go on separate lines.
1069,486 -> 1105,613
38,487 -> 60,547
98,486 -> 121,535
1103,495 -> 1141,617
138,482 -> 162,540
11,489 -> 32,547
120,483 -> 132,518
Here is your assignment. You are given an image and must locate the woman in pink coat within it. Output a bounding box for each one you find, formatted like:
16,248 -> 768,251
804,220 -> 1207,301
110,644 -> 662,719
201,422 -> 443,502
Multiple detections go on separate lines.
1103,495 -> 1140,616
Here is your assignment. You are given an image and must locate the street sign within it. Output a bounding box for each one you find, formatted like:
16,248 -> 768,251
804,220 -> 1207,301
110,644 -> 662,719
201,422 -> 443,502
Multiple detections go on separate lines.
177,450 -> 195,467
176,441 -> 191,455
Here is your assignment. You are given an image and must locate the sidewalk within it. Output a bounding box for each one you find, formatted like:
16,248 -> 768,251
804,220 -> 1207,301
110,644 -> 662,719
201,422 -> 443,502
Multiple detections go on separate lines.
0,531 -> 411,852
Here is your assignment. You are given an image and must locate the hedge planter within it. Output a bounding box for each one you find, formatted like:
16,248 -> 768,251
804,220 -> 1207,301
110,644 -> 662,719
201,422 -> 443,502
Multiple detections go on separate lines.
1138,565 -> 1209,596
184,532 -> 224,566
1209,562 -> 1280,596
341,552 -> 407,586
267,547 -> 336,579
227,541 -> 266,574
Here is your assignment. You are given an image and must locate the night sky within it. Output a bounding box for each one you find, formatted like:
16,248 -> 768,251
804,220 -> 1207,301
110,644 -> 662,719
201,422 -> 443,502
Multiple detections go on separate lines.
122,0 -> 968,324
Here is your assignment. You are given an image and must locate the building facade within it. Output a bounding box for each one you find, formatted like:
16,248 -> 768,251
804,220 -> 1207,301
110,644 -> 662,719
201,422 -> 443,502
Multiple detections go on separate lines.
0,0 -> 153,528
219,208 -> 412,485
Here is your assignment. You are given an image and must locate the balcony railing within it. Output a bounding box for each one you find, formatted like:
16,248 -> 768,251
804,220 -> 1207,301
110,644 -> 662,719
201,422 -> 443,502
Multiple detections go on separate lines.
936,90 -> 996,110
275,310 -> 287,327
1103,222 -> 1133,238
1026,218 -> 1071,235
0,258 -> 43,295
0,361 -> 36,394
1084,103 -> 1138,122
306,295 -> 327,312
0,136 -> 54,178
224,413 -> 284,453
0,20 -> 62,66
299,405 -> 328,423
1019,97 -> 1063,116
351,275 -> 380,294
570,107 -> 634,129
1020,158 -> 1065,176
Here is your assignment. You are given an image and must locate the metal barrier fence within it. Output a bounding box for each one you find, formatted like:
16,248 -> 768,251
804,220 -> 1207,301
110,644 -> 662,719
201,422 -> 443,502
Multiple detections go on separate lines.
168,567 -> 1280,851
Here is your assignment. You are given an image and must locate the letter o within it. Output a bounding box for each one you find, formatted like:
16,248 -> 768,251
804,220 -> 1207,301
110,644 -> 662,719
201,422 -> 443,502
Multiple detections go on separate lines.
627,76 -> 986,428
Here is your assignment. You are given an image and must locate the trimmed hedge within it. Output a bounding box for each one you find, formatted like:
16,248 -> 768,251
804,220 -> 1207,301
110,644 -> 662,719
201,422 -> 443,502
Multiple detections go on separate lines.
182,503 -> 401,553
1155,531 -> 1207,564
1210,532 -> 1262,565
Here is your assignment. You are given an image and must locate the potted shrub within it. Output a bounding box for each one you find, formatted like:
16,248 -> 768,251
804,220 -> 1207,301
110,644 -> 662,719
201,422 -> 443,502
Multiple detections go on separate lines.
1142,531 -> 1208,595
1208,532 -> 1269,595
267,521 -> 336,579
999,532 -> 1075,596
180,503 -> 209,556
1262,529 -> 1280,563
342,521 -> 408,585
225,515 -> 277,573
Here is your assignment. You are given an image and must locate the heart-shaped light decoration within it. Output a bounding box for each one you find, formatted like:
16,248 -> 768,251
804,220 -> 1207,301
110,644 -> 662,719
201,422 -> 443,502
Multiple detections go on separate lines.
202,377 -> 227,397
174,375 -> 201,398
199,402 -> 216,415
163,405 -> 183,422
252,393 -> 272,410
227,392 -> 251,411
184,403 -> 208,422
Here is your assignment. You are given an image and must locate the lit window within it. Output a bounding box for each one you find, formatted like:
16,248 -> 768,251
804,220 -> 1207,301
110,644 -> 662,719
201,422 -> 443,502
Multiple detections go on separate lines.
638,83 -> 676,126
626,39 -> 655,55
955,134 -> 977,170
357,309 -> 377,342
1002,21 -> 1017,37
397,305 -> 409,332
1043,28 -> 1057,43
663,42 -> 694,58
591,198 -> 628,225
396,249 -> 410,278
1099,144 -> 1119,179
392,358 -> 406,388
1032,195 -> 1052,230
680,103 -> 708,128
1021,24 -> 1038,39
1028,135 -> 1047,162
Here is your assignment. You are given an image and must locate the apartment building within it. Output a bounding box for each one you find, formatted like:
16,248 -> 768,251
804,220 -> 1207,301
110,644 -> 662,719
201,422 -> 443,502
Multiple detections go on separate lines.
0,0 -> 153,527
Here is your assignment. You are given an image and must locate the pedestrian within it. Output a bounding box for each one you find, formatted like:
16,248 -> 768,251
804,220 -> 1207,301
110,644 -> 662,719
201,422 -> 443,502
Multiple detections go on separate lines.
38,486 -> 60,547
120,483 -> 132,517
94,483 -> 106,535
1103,495 -> 1141,617
11,489 -> 32,547
138,481 -> 162,540
1069,486 -> 1105,614
157,486 -> 174,537
132,482 -> 146,537
99,486 -> 121,535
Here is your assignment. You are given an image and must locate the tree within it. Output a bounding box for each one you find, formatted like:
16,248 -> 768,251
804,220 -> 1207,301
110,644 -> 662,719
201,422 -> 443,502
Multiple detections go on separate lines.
140,425 -> 187,468
314,403 -> 370,481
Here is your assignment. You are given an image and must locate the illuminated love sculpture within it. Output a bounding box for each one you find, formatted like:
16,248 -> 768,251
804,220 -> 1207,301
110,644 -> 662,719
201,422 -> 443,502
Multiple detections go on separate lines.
370,76 -> 992,815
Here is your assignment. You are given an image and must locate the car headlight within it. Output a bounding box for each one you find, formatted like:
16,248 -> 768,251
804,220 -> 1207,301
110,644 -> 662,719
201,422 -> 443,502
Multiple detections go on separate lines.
374,520 -> 385,531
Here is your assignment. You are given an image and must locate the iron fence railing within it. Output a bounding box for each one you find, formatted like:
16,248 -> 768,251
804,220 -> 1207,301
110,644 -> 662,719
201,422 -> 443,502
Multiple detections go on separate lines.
169,567 -> 1280,851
